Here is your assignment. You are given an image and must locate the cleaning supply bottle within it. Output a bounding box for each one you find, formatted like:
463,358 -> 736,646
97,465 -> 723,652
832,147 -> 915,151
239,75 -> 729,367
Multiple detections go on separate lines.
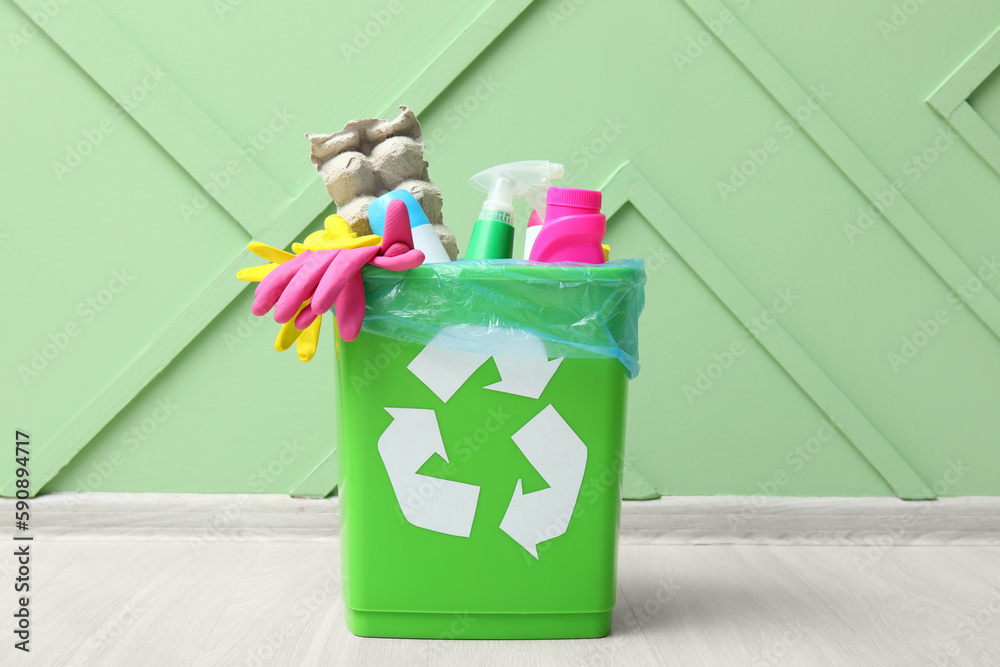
465,161 -> 564,260
528,187 -> 606,264
367,189 -> 451,264
523,210 -> 544,260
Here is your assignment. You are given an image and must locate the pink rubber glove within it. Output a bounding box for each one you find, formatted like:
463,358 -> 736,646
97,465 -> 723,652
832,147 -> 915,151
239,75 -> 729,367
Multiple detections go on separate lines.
321,199 -> 425,340
251,199 -> 424,341
371,199 -> 427,269
251,251 -> 313,318
272,249 -> 341,323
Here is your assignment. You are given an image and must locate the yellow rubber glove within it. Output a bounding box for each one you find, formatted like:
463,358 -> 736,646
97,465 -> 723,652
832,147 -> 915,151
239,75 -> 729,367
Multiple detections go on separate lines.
292,214 -> 381,253
274,300 -> 322,362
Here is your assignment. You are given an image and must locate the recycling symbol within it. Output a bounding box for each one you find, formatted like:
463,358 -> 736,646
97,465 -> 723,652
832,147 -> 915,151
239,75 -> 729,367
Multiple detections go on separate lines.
376,326 -> 587,559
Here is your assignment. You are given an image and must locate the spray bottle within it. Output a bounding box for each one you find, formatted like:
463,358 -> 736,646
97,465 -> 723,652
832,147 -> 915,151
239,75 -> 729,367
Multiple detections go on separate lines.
465,161 -> 564,260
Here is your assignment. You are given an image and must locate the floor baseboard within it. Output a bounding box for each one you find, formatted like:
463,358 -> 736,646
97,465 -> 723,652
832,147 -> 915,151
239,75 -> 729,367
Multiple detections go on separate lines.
3,493 -> 998,544
617,495 -> 1000,545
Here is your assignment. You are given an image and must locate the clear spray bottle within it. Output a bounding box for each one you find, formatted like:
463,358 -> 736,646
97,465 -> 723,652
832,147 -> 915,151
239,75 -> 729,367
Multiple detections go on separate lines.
464,161 -> 564,260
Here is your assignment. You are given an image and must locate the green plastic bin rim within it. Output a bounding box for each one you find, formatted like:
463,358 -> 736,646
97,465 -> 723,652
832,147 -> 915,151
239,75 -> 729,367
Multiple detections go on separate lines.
358,258 -> 646,378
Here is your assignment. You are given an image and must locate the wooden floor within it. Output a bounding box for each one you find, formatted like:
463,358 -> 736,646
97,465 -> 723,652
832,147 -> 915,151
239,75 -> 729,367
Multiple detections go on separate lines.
3,538 -> 999,666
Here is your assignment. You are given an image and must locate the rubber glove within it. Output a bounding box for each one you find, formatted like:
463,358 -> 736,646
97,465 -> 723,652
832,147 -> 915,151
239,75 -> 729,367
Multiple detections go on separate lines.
313,199 -> 425,341
292,214 -> 381,253
274,300 -> 322,362
237,215 -> 381,361
251,200 -> 423,343
238,244 -> 324,361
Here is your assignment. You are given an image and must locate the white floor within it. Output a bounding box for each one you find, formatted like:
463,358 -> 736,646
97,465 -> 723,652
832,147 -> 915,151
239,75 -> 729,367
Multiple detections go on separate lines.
1,540 -> 997,665
3,495 -> 999,666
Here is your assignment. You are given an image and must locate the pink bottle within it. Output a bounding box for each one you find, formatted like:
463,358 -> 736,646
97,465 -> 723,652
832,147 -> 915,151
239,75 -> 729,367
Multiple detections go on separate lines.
528,187 -> 606,264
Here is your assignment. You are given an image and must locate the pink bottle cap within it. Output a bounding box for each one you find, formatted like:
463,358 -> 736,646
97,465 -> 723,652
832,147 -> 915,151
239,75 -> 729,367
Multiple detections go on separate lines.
546,187 -> 602,214
527,210 -> 543,228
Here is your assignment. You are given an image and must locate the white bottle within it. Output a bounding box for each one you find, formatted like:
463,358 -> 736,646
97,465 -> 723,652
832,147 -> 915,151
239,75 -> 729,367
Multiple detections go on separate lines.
367,189 -> 451,263
523,210 -> 544,260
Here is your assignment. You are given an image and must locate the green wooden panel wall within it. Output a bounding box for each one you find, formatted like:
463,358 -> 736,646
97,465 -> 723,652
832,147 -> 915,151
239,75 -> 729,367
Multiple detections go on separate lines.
3,0 -> 999,499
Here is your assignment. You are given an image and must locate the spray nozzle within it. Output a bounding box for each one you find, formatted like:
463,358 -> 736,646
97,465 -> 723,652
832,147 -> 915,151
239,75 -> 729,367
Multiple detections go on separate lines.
470,161 -> 564,224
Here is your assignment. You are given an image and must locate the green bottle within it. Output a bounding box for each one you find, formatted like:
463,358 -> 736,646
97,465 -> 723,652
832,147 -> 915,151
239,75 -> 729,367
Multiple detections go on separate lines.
465,209 -> 515,260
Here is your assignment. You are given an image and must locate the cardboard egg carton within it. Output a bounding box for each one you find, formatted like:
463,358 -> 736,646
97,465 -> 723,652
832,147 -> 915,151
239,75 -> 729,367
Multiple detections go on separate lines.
307,106 -> 458,260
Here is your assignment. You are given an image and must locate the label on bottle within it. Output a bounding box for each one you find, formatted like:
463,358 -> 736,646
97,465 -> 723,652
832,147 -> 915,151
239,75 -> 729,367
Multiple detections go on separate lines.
411,224 -> 451,264
480,209 -> 512,224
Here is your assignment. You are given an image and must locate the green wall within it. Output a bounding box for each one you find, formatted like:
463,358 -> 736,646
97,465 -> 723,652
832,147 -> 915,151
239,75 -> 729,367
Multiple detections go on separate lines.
3,0 -> 1000,499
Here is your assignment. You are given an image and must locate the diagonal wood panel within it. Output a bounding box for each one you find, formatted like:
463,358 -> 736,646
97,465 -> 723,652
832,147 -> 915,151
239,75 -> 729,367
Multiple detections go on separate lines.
927,25 -> 1000,118
380,0 -> 534,118
927,27 -> 1000,177
8,0 -> 291,233
946,101 -> 1000,175
682,0 -> 1000,345
4,0 -> 537,496
601,162 -> 932,499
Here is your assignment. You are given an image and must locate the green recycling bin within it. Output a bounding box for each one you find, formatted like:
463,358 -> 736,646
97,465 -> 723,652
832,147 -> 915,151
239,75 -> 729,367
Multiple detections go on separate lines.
334,260 -> 645,640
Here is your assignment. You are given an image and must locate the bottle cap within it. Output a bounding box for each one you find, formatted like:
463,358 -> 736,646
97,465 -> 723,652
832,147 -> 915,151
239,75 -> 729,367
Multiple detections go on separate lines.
547,187 -> 602,213
368,189 -> 430,234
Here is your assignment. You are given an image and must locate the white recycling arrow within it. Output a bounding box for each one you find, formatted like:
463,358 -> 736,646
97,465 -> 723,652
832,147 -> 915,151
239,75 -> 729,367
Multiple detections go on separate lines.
378,408 -> 480,537
408,325 -> 563,401
500,405 -> 588,558
485,356 -> 563,399
406,344 -> 490,403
